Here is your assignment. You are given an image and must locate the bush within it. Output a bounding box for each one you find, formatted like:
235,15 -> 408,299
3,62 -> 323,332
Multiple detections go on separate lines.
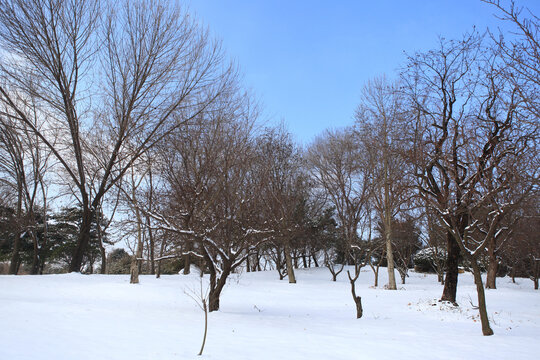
107,249 -> 132,274
160,258 -> 184,275
413,247 -> 446,273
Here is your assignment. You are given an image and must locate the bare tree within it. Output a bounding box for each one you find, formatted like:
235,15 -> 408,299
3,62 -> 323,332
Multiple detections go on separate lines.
0,0 -> 234,272
390,216 -> 422,284
0,100 -> 53,274
355,77 -> 416,290
135,91 -> 268,311
404,32 -> 535,335
257,126 -> 307,284
483,0 -> 540,289
307,127 -> 373,280
403,33 -> 482,305
421,207 -> 447,284
484,0 -> 540,118
347,265 -> 363,319
185,278 -> 210,356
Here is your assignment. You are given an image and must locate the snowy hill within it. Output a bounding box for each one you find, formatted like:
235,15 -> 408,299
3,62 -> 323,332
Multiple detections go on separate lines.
1,268 -> 539,359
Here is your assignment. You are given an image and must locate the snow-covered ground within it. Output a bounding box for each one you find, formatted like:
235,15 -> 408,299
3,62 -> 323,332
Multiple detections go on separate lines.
1,267 -> 538,360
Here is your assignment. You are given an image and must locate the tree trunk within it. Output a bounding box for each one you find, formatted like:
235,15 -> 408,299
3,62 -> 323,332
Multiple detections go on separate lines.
275,249 -> 286,280
208,269 -> 230,312
485,259 -> 498,289
327,262 -> 344,282
347,270 -> 363,319
471,261 -> 494,336
400,271 -> 406,284
156,236 -> 166,279
382,120 -> 396,290
69,206 -> 94,272
256,250 -> 262,271
130,205 -> 144,284
183,254 -> 191,274
198,300 -> 208,356
130,244 -> 143,284
485,235 -> 497,289
370,254 -> 383,287
9,184 -> 23,275
9,229 -> 21,275
441,232 -> 460,304
311,252 -> 319,267
97,216 -> 106,274
284,241 -> 296,284
30,229 -> 40,275
208,289 -> 220,312
99,242 -> 107,274
147,217 -> 155,275
183,240 -> 192,275
385,212 -> 397,290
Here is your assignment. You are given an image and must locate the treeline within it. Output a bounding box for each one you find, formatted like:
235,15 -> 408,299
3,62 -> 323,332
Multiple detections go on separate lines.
0,0 -> 538,335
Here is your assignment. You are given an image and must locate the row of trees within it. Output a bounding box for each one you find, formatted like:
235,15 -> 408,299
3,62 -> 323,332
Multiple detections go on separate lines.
0,0 -> 538,336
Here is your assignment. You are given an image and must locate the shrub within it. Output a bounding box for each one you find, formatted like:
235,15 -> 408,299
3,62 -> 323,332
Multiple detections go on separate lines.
413,247 -> 446,273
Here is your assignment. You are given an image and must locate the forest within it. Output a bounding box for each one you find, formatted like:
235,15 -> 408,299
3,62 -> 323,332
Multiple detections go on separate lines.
0,0 -> 538,345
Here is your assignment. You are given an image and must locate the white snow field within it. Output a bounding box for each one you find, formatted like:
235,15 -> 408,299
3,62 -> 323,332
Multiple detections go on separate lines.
1,268 -> 539,360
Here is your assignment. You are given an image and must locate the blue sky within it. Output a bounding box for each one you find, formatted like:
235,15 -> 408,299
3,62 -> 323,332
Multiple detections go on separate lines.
186,0 -> 540,145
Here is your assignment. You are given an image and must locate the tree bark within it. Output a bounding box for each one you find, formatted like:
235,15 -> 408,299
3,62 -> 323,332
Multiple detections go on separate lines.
30,230 -> 39,275
130,203 -> 144,284
302,253 -> 308,268
156,235 -> 166,279
471,261 -> 494,336
275,249 -> 286,280
198,300 -> 208,356
441,232 -> 460,304
284,240 -> 296,284
99,241 -> 107,274
347,270 -> 363,319
485,259 -> 498,289
9,229 -> 21,275
97,214 -> 107,274
485,235 -> 497,289
384,206 -> 397,290
208,265 -> 231,312
147,216 -> 155,275
9,184 -> 23,275
208,286 -> 223,312
69,206 -> 94,272
311,252 -> 319,267
256,250 -> 262,271
382,113 -> 397,291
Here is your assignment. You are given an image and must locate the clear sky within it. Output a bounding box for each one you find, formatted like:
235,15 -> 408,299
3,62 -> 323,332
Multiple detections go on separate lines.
185,0 -> 540,145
